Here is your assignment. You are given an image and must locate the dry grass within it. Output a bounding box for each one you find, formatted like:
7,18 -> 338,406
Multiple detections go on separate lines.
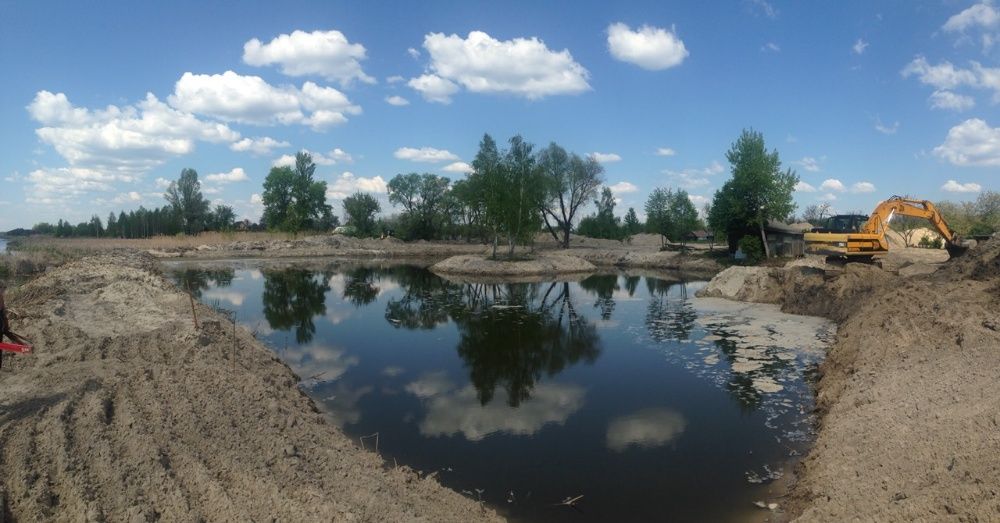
10,232 -> 298,252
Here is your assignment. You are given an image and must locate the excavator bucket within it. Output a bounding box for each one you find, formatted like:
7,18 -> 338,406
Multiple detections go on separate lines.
946,240 -> 974,259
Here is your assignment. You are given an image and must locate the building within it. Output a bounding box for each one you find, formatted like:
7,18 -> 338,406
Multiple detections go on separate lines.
763,221 -> 806,257
684,229 -> 714,242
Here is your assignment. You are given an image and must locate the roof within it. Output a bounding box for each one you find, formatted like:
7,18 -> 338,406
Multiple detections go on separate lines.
764,220 -> 806,235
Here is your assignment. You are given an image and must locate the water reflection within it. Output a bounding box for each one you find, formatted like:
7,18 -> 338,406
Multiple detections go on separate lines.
342,267 -> 381,307
262,269 -> 330,343
578,274 -> 620,320
644,278 -> 697,342
606,408 -> 687,452
175,268 -> 235,299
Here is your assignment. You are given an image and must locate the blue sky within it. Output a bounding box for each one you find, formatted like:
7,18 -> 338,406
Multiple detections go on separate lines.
1,0 -> 998,230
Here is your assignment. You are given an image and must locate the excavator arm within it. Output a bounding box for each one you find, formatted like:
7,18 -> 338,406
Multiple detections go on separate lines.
804,195 -> 969,259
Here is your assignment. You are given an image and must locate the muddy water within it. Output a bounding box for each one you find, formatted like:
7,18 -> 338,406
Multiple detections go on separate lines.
172,264 -> 835,522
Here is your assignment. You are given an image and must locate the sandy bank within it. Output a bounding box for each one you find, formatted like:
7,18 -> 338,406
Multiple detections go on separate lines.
0,252 -> 502,522
698,243 -> 1000,521
430,254 -> 596,280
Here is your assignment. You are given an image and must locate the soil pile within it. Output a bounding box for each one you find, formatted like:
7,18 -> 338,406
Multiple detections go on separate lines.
700,240 -> 1000,520
0,252 -> 502,522
430,254 -> 596,278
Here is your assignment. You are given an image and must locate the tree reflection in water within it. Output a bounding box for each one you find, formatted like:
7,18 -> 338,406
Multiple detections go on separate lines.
387,273 -> 602,407
174,268 -> 235,298
342,267 -> 380,307
644,278 -> 697,342
262,269 -> 330,344
578,274 -> 620,320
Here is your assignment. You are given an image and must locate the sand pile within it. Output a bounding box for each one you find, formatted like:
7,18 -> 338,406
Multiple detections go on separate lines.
0,252 -> 501,522
430,254 -> 596,278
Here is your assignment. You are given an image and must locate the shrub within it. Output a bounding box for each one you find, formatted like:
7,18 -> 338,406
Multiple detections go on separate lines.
930,237 -> 943,249
738,235 -> 764,265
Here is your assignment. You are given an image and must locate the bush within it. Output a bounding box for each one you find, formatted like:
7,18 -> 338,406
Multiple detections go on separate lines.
930,237 -> 943,249
738,235 -> 764,264
918,236 -> 931,248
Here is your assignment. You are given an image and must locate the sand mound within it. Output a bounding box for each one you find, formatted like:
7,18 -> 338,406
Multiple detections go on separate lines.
696,266 -> 783,303
430,254 -> 596,278
940,234 -> 1000,281
0,252 -> 501,522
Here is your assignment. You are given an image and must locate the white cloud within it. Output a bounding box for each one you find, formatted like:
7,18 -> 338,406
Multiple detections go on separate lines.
242,29 -> 374,86
589,152 -> 622,163
688,194 -> 710,208
874,117 -> 899,135
607,181 -> 638,194
326,171 -> 388,200
410,31 -> 590,102
818,193 -> 838,202
250,193 -> 263,205
942,2 -> 1000,51
394,146 -> 459,163
442,161 -> 473,173
663,161 -> 724,189
900,56 -> 982,94
386,75 -> 405,84
655,147 -> 676,157
928,90 -> 975,111
273,148 -> 354,168
606,22 -> 688,70
852,38 -> 869,55
407,74 -> 460,104
795,181 -> 817,193
230,136 -> 290,155
819,178 -> 845,192
407,47 -> 420,59
934,118 -> 1000,166
748,0 -> 778,18
154,177 -> 171,189
205,167 -> 248,183
26,90 -> 241,202
606,408 -> 686,452
385,95 -> 410,106
941,179 -> 983,193
761,42 -> 780,53
797,156 -> 821,172
851,181 -> 876,193
168,71 -> 361,129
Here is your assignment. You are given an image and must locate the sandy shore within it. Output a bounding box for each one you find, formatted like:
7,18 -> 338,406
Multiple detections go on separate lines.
698,241 -> 1000,521
0,252 -> 502,522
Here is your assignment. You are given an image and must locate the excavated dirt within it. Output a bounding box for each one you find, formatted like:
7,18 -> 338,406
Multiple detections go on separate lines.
430,254 -> 596,279
699,240 -> 1000,521
0,252 -> 502,522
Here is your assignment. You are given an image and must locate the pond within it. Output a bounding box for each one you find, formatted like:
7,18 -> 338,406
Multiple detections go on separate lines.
170,262 -> 835,522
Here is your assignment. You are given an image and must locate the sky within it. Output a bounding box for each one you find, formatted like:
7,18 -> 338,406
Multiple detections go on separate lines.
1,0 -> 998,231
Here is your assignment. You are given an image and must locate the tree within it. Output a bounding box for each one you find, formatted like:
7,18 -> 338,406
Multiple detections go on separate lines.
164,168 -> 210,234
667,189 -> 699,246
342,192 -> 380,237
708,129 -> 798,257
577,187 -> 624,240
262,152 -> 332,233
537,143 -> 604,248
802,203 -> 831,225
623,207 -> 642,235
387,172 -> 452,240
210,204 -> 236,231
500,135 -> 546,257
645,188 -> 671,246
469,133 -> 506,258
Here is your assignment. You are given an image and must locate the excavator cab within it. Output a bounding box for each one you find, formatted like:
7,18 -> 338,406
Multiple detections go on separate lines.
810,214 -> 869,234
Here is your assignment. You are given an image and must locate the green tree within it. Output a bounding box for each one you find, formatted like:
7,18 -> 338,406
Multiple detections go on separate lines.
578,187 -> 623,240
469,133 -> 506,257
708,129 -> 798,257
387,172 -> 452,240
262,152 -> 332,233
164,168 -> 210,234
537,143 -> 604,248
342,192 -> 381,237
210,204 -> 236,231
500,135 -> 546,257
623,207 -> 642,235
645,188 -> 672,246
667,190 -> 699,245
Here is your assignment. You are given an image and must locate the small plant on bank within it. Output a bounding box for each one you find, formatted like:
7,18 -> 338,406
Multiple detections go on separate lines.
738,235 -> 764,265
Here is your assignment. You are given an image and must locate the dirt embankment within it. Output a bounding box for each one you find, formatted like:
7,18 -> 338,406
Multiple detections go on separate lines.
0,252 -> 502,522
430,254 -> 596,281
700,242 -> 1000,521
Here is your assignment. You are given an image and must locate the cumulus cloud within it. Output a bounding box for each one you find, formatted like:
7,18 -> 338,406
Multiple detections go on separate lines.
230,136 -> 290,155
606,408 -> 686,452
929,90 -> 975,111
385,95 -> 410,106
409,31 -> 590,102
607,181 -> 638,194
273,148 -> 354,168
394,146 -> 459,163
942,2 -> 1000,52
663,161 -> 724,189
655,147 -> 676,156
442,161 -> 473,173
168,71 -> 361,129
26,90 -> 240,202
874,116 -> 899,135
407,47 -> 420,59
326,171 -> 388,200
794,181 -> 817,192
688,194 -> 710,208
589,152 -> 622,163
155,177 -> 172,189
242,29 -> 374,86
941,179 -> 983,192
851,181 -> 876,193
852,38 -> 869,55
797,156 -> 821,172
606,22 -> 688,70
934,118 -> 1000,166
819,178 -> 846,192
205,167 -> 248,183
386,75 -> 405,84
818,193 -> 838,202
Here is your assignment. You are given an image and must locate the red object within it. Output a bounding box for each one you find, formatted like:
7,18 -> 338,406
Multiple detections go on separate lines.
0,342 -> 32,354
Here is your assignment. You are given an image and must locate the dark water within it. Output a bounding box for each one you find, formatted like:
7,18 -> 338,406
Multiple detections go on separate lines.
0,238 -> 7,252
171,263 -> 834,522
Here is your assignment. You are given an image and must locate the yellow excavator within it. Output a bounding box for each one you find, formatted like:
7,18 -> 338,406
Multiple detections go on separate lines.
804,196 -> 971,261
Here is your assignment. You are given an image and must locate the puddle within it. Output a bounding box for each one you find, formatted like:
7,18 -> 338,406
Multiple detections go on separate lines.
171,264 -> 835,522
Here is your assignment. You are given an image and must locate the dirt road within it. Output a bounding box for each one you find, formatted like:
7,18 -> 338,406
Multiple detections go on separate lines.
0,252 -> 502,522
